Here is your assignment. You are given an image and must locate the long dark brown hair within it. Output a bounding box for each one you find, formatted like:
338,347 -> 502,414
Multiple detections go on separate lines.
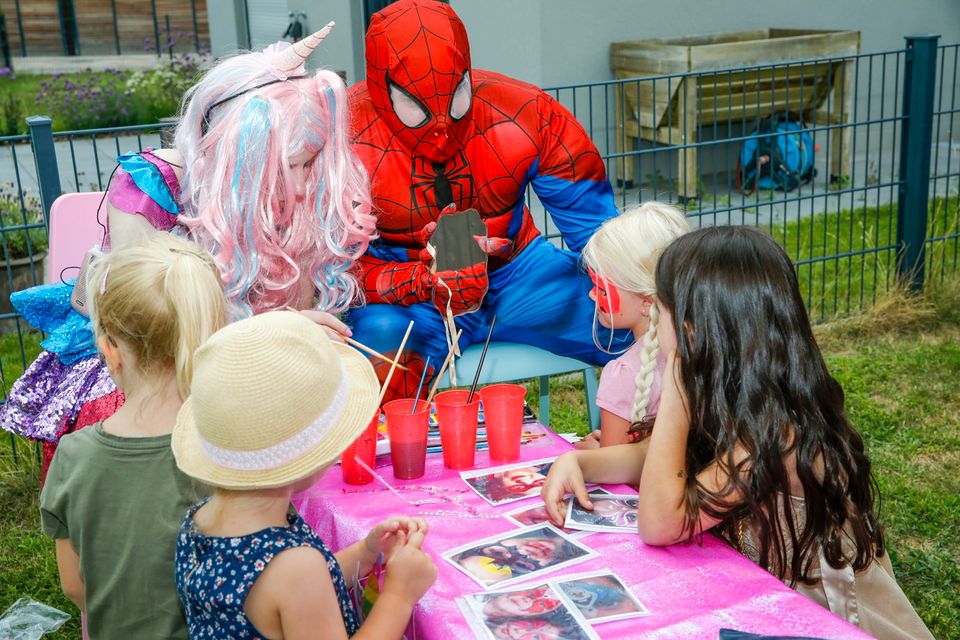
655,226 -> 884,585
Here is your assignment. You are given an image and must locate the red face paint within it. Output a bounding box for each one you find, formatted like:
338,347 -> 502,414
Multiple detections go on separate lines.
588,268 -> 621,315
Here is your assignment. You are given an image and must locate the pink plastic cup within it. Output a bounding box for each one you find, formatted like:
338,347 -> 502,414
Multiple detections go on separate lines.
434,389 -> 480,469
341,413 -> 380,485
383,398 -> 430,479
478,383 -> 526,462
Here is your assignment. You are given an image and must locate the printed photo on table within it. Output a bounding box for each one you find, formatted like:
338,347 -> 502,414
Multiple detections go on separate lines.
503,488 -> 611,537
564,494 -> 639,532
552,570 -> 650,624
460,457 -> 556,505
457,582 -> 599,640
443,524 -> 598,589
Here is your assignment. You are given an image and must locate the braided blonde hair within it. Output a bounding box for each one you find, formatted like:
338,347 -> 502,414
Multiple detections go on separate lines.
582,201 -> 691,423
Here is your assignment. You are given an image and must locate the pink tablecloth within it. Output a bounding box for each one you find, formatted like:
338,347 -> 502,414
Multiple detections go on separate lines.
292,428 -> 873,640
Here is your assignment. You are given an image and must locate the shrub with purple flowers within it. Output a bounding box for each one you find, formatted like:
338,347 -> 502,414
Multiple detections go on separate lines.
0,182 -> 47,261
126,51 -> 210,123
34,68 -> 138,130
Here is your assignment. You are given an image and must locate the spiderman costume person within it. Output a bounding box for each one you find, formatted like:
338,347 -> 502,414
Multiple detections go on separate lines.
348,0 -> 629,401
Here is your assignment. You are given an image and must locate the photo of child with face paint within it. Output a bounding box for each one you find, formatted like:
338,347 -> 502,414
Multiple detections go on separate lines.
445,525 -> 597,589
462,459 -> 555,505
553,572 -> 649,623
458,583 -> 599,640
565,495 -> 640,532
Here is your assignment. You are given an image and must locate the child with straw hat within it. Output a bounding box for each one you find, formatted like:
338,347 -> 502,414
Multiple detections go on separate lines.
173,311 -> 436,638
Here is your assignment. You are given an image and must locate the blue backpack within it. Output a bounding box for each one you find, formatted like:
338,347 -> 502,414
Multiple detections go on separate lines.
737,113 -> 816,194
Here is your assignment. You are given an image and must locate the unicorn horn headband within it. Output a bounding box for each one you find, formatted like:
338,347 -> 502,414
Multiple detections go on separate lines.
200,22 -> 335,135
274,21 -> 335,75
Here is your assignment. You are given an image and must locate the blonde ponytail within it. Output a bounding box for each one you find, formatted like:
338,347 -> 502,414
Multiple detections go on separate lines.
88,234 -> 227,399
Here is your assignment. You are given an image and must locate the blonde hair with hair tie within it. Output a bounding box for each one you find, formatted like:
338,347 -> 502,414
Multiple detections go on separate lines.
87,234 -> 228,399
582,201 -> 691,423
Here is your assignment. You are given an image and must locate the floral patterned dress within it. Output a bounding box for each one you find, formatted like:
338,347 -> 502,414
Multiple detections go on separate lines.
175,499 -> 361,638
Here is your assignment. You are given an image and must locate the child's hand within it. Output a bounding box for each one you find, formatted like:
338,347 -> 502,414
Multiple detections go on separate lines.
574,430 -> 601,450
540,451 -> 592,526
365,517 -> 428,561
382,529 -> 437,604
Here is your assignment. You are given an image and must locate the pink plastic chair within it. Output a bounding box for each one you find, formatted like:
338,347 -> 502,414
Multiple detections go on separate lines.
45,192 -> 107,285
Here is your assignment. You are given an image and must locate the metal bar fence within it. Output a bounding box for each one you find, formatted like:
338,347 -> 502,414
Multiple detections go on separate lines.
0,38 -> 957,460
538,38 -> 957,323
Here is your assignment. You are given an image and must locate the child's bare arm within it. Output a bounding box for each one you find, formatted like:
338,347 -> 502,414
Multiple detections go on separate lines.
598,410 -> 632,446
636,352 -> 747,544
246,547 -> 351,640
54,539 -> 85,612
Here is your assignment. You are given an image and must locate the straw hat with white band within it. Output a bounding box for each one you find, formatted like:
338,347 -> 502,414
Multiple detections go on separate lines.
172,311 -> 379,490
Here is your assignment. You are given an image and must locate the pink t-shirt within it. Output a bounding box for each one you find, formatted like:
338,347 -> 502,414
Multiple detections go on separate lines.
595,338 -> 666,422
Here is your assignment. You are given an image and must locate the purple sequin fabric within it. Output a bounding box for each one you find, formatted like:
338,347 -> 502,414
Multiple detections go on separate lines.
0,352 -> 115,442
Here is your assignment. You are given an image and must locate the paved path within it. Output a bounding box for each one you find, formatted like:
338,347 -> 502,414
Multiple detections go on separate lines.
10,55 -> 168,74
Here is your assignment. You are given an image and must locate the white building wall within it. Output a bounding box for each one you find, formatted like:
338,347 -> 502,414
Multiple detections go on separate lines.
457,0 -> 960,88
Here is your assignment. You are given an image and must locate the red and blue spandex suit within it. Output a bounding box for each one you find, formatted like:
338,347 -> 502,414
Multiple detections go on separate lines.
348,0 -> 626,401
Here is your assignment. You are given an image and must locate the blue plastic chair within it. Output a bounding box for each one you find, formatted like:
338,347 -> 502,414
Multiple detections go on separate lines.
436,341 -> 599,431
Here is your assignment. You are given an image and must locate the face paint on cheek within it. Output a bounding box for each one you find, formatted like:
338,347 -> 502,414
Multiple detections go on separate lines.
588,268 -> 621,315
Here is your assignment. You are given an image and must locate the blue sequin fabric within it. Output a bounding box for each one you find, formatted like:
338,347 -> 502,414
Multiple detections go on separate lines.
0,281 -> 114,441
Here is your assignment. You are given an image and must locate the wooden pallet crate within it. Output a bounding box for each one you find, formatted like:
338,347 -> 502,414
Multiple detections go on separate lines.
610,29 -> 860,198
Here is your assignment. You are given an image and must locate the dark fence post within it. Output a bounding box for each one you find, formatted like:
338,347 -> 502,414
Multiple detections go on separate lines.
191,0 -> 200,52
0,13 -> 11,70
896,33 -> 939,291
26,116 -> 62,226
13,0 -> 25,56
151,0 -> 161,57
110,0 -> 120,55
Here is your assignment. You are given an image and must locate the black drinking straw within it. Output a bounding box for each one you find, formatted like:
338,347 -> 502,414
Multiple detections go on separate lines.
410,355 -> 431,414
466,315 -> 497,404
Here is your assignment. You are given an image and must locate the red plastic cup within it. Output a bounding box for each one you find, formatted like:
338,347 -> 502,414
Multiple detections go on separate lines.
383,398 -> 430,479
434,389 -> 480,469
478,383 -> 526,462
341,413 -> 380,485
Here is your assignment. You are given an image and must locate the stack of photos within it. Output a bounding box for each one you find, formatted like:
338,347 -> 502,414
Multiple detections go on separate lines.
503,488 -> 611,537
443,524 -> 598,589
461,458 -> 557,506
457,582 -> 600,640
564,494 -> 640,533
553,571 -> 650,623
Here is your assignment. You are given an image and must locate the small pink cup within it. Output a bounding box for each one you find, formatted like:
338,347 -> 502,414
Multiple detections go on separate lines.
479,383 -> 526,462
383,398 -> 430,479
341,414 -> 379,485
434,389 -> 480,469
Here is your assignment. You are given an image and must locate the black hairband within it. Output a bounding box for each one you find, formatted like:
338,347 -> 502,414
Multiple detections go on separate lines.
200,76 -> 306,135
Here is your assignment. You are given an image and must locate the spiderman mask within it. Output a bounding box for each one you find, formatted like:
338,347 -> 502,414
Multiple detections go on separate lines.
364,0 -> 473,163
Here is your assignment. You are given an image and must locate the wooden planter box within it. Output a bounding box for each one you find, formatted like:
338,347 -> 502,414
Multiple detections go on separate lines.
610,29 -> 861,197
